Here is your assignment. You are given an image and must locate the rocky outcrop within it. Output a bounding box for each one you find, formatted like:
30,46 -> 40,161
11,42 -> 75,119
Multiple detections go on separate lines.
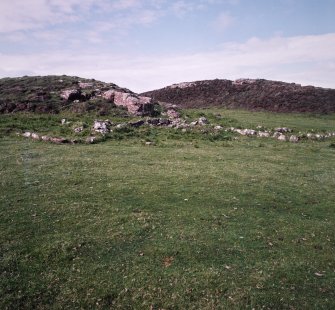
0,75 -> 160,116
141,79 -> 335,113
103,90 -> 155,116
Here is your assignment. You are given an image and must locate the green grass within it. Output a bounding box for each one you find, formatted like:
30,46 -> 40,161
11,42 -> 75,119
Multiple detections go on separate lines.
1,109 -> 335,309
184,108 -> 335,132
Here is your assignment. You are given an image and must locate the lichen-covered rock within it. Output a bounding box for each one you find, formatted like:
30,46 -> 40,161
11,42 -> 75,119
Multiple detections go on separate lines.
41,135 -> 51,142
166,108 -> 180,119
235,129 -> 257,136
31,133 -> 40,140
103,90 -> 155,116
277,134 -> 287,141
93,120 -> 111,134
258,131 -> 270,137
289,135 -> 299,143
22,132 -> 31,138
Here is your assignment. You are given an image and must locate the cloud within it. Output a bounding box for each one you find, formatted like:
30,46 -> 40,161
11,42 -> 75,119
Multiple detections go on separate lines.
212,12 -> 235,31
1,32 -> 334,92
0,0 -> 162,33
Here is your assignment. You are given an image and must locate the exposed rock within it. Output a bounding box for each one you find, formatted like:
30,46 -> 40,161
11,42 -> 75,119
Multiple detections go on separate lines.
214,125 -> 223,130
50,137 -> 69,144
31,133 -> 40,140
86,136 -> 97,144
198,117 -> 209,125
115,123 -> 128,129
166,108 -> 180,119
258,131 -> 270,138
61,118 -> 67,125
41,135 -> 51,142
93,120 -> 111,134
74,126 -> 84,133
277,134 -> 287,141
275,127 -> 292,133
60,89 -> 82,101
147,118 -> 171,126
103,89 -> 155,116
130,120 -> 145,127
22,132 -> 32,138
235,129 -> 257,136
289,135 -> 299,143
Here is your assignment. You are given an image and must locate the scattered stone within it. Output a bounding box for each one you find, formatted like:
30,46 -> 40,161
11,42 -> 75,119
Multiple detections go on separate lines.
166,108 -> 180,119
130,120 -> 145,128
235,129 -> 257,136
145,141 -> 155,146
22,132 -> 32,138
214,125 -> 223,130
50,137 -> 68,144
41,135 -> 51,142
115,123 -> 128,129
86,136 -> 97,144
61,118 -> 67,125
289,135 -> 299,143
275,127 -> 292,133
93,120 -> 111,134
198,117 -> 209,125
147,118 -> 171,126
74,126 -> 84,133
272,132 -> 281,138
258,131 -> 270,138
31,133 -> 40,140
277,134 -> 287,141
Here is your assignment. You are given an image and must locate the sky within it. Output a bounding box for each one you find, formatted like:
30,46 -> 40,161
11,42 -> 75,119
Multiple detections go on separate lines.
0,0 -> 335,92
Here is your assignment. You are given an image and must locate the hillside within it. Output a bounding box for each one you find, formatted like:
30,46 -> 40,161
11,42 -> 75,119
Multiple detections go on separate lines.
0,75 -> 158,116
141,79 -> 335,113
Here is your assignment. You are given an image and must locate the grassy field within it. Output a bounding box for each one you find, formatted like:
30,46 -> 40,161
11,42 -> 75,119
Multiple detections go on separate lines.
1,109 -> 335,309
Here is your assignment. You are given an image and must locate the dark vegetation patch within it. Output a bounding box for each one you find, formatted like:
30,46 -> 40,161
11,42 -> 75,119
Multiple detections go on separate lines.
142,79 -> 335,113
0,75 -> 127,114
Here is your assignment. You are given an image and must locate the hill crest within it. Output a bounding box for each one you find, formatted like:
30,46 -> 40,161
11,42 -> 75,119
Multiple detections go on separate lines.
141,78 -> 335,113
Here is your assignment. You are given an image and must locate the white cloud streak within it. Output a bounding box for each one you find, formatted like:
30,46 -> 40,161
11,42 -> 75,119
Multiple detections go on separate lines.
1,33 -> 334,92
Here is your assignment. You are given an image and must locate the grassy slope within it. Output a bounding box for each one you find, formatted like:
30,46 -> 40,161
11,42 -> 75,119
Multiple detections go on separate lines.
1,109 -> 335,309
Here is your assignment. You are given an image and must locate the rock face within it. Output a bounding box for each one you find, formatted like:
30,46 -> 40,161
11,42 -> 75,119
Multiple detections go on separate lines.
103,90 -> 155,116
141,79 -> 335,113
